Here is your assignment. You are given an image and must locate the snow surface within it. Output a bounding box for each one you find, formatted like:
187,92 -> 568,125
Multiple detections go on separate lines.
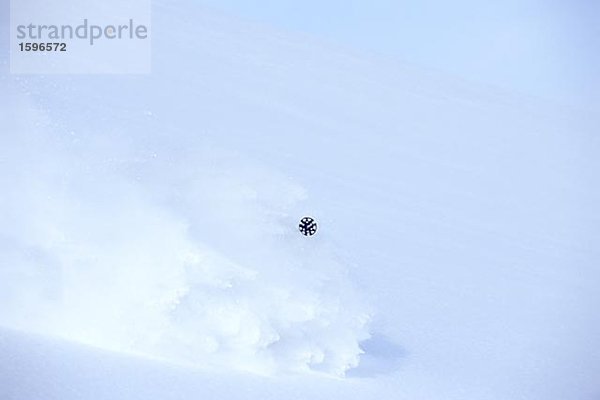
1,0 -> 600,399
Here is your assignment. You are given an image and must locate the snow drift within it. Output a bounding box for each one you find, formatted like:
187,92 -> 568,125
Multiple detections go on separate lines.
0,81 -> 370,376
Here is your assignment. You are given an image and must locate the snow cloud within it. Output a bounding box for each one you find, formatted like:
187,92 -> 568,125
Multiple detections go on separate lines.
0,86 -> 370,376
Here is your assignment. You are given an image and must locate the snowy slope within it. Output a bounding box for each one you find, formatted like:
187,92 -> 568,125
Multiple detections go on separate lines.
0,328 -> 386,400
2,0 -> 600,399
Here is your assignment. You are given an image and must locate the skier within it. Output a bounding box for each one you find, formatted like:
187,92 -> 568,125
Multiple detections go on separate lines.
299,217 -> 317,236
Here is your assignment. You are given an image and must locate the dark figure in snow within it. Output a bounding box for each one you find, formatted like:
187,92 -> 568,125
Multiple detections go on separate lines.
299,217 -> 318,236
